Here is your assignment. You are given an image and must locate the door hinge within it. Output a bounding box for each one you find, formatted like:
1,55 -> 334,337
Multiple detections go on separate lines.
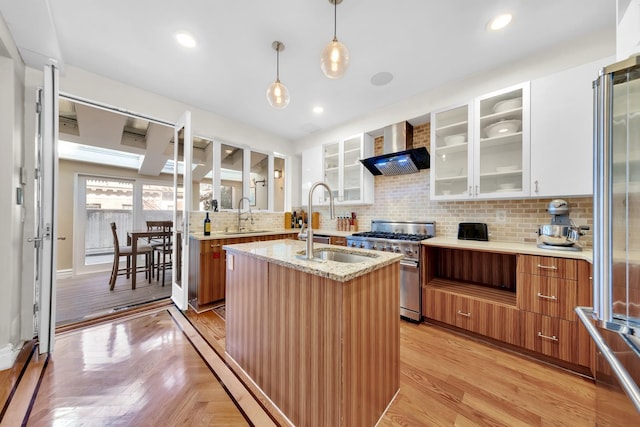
33,302 -> 39,314
36,102 -> 42,114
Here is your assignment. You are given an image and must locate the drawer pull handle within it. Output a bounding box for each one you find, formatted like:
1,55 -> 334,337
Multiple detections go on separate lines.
537,332 -> 559,342
457,310 -> 471,317
536,264 -> 558,270
536,292 -> 558,301
210,244 -> 221,248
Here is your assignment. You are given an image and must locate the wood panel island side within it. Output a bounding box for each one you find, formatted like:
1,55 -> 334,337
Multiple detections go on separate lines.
222,239 -> 404,427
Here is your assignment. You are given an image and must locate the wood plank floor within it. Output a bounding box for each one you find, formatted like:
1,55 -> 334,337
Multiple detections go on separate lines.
2,303 -> 597,426
56,269 -> 172,325
186,309 -> 597,426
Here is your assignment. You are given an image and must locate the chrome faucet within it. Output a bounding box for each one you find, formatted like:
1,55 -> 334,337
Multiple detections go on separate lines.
237,196 -> 254,231
301,182 -> 335,260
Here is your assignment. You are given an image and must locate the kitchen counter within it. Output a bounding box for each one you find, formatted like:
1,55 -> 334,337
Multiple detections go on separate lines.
422,237 -> 593,263
222,239 -> 403,282
225,239 -> 401,426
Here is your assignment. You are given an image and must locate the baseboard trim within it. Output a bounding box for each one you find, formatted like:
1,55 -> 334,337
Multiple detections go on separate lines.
0,342 -> 22,370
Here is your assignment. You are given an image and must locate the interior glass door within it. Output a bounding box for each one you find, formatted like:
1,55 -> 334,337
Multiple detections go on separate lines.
172,111 -> 191,309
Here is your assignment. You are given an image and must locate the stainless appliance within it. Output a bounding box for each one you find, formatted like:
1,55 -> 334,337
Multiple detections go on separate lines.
360,122 -> 430,176
537,199 -> 589,251
346,220 -> 435,321
575,55 -> 640,423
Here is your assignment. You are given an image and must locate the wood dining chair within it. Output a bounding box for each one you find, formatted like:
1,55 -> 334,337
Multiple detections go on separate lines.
109,222 -> 153,290
146,220 -> 173,286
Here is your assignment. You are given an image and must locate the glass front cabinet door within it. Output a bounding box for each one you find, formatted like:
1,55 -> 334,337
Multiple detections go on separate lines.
431,103 -> 473,199
430,82 -> 530,200
321,133 -> 374,205
474,82 -> 530,198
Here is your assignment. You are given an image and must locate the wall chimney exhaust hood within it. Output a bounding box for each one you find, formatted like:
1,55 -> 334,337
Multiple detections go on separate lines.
360,122 -> 430,176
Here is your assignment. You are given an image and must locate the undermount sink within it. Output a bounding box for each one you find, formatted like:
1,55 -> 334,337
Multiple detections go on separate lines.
303,249 -> 378,263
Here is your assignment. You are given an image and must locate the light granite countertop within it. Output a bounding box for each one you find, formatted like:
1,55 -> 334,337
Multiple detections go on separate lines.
190,228 -> 352,241
422,237 -> 593,263
222,239 -> 403,282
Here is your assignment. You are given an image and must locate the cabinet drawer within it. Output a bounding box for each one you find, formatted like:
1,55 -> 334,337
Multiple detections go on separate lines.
517,273 -> 577,320
520,312 -> 591,367
201,240 -> 223,254
517,255 -> 577,280
425,288 -> 519,345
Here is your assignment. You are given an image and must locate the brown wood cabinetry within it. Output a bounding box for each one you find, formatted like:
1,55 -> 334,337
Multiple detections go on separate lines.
517,254 -> 593,370
226,250 -> 400,427
423,246 -> 594,374
426,280 -> 520,345
423,247 -> 520,346
330,236 -> 347,246
189,233 -> 297,310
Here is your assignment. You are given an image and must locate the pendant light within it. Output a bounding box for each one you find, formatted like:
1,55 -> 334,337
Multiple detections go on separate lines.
321,0 -> 350,79
266,41 -> 290,109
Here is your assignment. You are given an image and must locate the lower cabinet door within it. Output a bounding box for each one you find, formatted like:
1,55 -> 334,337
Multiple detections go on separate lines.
425,289 -> 469,327
521,311 -> 591,366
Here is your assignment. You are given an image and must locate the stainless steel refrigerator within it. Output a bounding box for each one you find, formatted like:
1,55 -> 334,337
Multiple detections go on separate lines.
576,54 -> 640,424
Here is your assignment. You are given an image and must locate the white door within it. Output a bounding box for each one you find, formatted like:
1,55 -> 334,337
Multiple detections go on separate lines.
32,65 -> 59,353
172,111 -> 191,309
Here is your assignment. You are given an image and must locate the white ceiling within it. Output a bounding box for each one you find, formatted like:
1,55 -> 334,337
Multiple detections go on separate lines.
0,0 -> 617,141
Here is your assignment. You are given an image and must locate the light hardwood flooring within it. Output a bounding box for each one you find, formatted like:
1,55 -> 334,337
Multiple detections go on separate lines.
2,302 -> 597,426
56,269 -> 172,325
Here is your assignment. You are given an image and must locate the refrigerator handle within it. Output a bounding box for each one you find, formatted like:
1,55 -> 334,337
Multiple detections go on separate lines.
576,307 -> 640,413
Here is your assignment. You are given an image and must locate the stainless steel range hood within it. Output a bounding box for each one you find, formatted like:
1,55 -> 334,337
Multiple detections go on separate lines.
360,122 -> 430,176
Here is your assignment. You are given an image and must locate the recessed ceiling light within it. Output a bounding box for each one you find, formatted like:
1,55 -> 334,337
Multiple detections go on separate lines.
487,13 -> 512,31
313,106 -> 324,114
371,71 -> 394,86
176,32 -> 197,48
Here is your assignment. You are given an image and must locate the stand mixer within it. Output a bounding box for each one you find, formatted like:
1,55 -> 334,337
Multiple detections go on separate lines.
537,199 -> 590,251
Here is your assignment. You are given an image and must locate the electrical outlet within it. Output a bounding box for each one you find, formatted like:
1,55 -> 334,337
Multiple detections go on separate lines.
496,209 -> 507,223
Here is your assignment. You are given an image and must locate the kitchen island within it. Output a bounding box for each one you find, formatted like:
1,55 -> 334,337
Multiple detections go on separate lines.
222,239 -> 403,427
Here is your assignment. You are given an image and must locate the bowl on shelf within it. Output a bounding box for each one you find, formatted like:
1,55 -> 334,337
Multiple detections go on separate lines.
492,97 -> 523,113
496,165 -> 518,173
484,120 -> 521,138
499,182 -> 516,190
443,133 -> 466,146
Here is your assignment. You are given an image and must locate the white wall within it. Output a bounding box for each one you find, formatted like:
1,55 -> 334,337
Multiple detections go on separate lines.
0,13 -> 26,369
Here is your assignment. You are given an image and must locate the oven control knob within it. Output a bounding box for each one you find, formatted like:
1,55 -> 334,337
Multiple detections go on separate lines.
350,242 -> 356,247
405,249 -> 413,256
386,246 -> 393,252
372,244 -> 377,250
394,246 -> 401,253
359,243 -> 365,249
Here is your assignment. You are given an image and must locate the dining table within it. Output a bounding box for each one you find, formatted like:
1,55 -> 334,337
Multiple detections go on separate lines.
126,228 -> 173,289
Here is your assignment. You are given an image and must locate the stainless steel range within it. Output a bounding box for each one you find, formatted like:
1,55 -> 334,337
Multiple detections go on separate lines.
346,220 -> 435,321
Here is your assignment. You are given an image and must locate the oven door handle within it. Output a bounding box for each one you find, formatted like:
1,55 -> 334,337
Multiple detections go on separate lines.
400,260 -> 419,268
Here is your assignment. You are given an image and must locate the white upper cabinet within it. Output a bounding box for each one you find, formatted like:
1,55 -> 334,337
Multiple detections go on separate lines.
431,103 -> 473,199
301,133 -> 374,206
431,82 -> 530,200
474,83 -> 530,199
530,57 -> 612,197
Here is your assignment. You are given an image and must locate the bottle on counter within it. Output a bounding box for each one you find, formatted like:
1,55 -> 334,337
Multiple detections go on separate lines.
292,211 -> 297,228
204,212 -> 211,236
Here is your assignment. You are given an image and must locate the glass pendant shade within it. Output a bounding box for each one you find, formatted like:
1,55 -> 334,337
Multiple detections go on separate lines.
266,41 -> 290,109
321,38 -> 350,79
266,79 -> 290,109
